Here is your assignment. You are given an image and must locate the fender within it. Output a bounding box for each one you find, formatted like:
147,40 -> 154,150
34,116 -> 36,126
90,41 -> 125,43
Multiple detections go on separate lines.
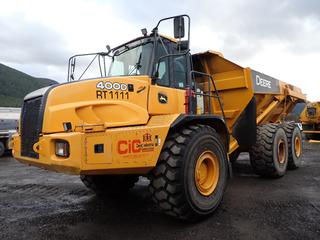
170,114 -> 232,177
170,114 -> 229,150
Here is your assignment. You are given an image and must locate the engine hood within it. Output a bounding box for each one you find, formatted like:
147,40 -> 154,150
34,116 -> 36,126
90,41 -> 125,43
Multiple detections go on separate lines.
40,76 -> 150,133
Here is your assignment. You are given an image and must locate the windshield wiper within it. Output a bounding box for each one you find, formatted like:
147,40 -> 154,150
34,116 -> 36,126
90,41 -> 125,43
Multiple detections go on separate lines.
128,52 -> 142,75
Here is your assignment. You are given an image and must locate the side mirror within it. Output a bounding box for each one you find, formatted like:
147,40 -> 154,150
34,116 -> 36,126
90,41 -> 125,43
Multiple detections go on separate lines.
174,16 -> 185,39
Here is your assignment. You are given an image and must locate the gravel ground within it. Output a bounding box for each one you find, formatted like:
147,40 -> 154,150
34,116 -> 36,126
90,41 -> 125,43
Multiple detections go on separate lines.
0,142 -> 319,240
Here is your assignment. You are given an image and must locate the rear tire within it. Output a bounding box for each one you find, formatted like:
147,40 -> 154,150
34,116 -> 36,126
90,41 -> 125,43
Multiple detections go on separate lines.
149,124 -> 228,221
282,123 -> 302,169
250,124 -> 288,178
80,174 -> 139,196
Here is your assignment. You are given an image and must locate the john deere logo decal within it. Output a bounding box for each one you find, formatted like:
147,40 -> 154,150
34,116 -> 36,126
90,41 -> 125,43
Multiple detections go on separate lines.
158,93 -> 168,104
251,69 -> 280,94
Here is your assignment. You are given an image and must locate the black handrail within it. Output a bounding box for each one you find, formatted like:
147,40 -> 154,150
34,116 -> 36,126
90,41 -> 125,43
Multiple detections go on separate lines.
189,70 -> 226,121
67,52 -> 110,82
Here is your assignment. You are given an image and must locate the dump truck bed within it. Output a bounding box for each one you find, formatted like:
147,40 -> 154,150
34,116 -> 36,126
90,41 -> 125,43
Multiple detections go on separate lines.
192,51 -> 306,153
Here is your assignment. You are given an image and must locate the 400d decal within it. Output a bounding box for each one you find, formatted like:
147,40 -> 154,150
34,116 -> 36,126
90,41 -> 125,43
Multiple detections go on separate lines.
96,81 -> 131,100
96,81 -> 128,91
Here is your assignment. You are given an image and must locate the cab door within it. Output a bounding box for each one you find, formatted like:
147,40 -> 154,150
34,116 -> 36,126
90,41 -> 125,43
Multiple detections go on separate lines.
148,53 -> 189,115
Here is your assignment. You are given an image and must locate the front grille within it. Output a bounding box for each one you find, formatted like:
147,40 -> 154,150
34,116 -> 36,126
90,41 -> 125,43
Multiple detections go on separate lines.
21,96 -> 43,158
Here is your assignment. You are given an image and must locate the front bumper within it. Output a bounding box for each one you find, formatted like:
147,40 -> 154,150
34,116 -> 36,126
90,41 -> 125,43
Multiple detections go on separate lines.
13,126 -> 167,175
13,132 -> 84,174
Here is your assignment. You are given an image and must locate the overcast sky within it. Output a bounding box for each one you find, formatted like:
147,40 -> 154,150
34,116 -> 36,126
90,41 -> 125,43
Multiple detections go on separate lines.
0,0 -> 319,101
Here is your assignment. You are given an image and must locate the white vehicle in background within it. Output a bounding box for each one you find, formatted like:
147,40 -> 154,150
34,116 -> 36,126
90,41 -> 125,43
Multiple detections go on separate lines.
0,107 -> 20,157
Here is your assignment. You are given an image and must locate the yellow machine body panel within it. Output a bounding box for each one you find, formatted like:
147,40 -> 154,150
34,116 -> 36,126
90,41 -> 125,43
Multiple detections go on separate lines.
13,114 -> 180,175
13,65 -> 189,174
42,76 -> 150,133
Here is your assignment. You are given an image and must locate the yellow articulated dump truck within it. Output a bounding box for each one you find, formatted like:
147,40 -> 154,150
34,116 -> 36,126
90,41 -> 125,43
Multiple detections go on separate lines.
13,15 -> 306,220
300,102 -> 320,140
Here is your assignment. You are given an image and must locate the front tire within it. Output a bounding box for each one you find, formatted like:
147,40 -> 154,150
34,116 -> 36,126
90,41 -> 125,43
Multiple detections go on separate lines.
149,124 -> 228,221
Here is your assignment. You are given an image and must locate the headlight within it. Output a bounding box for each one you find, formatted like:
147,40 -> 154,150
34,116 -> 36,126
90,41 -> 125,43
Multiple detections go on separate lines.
55,140 -> 70,158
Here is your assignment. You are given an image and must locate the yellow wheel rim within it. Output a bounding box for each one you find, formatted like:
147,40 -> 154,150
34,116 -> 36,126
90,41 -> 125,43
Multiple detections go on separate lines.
278,139 -> 286,164
195,151 -> 219,196
294,136 -> 302,157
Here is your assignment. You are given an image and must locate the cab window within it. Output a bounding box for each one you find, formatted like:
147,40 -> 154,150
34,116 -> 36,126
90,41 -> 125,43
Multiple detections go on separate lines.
155,38 -> 188,89
173,55 -> 187,88
155,40 -> 170,87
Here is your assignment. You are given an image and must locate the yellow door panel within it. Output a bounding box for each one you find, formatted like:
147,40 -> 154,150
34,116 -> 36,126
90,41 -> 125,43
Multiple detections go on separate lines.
148,85 -> 185,115
85,134 -> 112,164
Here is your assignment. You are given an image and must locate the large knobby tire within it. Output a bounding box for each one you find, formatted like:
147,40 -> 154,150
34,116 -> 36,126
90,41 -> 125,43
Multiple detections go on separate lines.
80,174 -> 139,196
282,123 -> 302,169
149,124 -> 228,221
0,141 -> 5,157
250,124 -> 288,178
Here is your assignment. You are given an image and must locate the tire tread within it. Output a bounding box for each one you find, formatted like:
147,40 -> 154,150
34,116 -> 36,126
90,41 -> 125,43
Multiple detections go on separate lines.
250,123 -> 287,177
149,124 -> 224,220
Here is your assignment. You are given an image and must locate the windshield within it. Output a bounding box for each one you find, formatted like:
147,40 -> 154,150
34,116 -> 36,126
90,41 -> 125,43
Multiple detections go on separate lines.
68,38 -> 153,81
109,40 -> 153,76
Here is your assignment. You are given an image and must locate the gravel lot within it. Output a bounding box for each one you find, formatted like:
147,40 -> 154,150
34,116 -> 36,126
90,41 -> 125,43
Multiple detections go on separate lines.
0,142 -> 319,240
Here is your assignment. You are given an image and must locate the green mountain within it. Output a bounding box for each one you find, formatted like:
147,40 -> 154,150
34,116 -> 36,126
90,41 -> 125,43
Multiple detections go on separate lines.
0,63 -> 58,107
